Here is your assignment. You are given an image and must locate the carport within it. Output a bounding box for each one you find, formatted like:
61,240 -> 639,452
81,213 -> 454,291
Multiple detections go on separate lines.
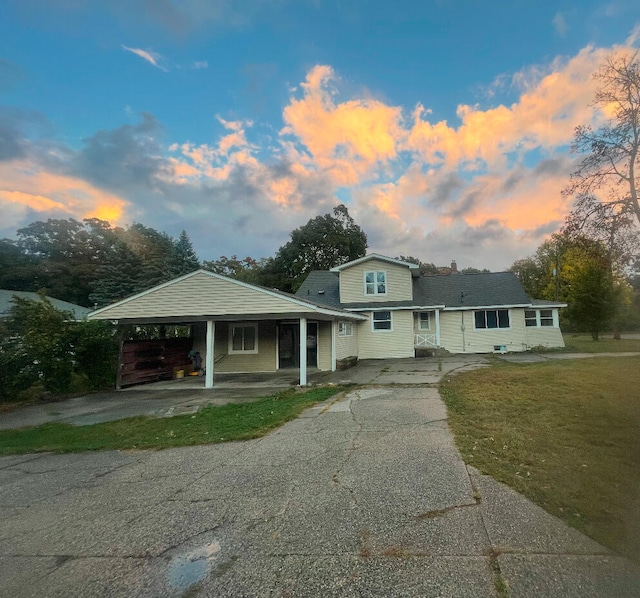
88,270 -> 366,389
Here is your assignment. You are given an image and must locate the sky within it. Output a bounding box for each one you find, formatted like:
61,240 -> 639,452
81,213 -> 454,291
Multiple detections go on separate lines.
1,1 -> 639,271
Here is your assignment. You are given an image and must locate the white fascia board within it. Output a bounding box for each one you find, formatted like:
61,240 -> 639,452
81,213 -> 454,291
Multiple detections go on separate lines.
88,268 -> 368,321
442,303 -> 532,312
330,254 -> 419,272
345,305 -> 445,312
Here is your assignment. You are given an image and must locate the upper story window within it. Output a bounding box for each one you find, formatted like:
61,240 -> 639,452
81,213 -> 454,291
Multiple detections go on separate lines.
525,309 -> 555,327
365,271 -> 387,295
474,309 -> 510,330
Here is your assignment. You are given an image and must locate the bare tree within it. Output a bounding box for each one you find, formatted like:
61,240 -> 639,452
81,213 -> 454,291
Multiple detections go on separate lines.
564,51 -> 640,225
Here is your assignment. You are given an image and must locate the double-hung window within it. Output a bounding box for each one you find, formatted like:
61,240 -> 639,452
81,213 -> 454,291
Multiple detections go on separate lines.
338,321 -> 353,336
229,323 -> 258,354
372,311 -> 392,331
525,309 -> 554,327
474,309 -> 510,329
418,312 -> 430,330
365,271 -> 387,295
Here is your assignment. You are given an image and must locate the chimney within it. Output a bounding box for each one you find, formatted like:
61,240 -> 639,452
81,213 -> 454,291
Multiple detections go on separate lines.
451,260 -> 458,274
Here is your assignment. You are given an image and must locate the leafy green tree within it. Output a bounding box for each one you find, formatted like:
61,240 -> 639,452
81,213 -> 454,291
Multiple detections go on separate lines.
202,255 -> 268,284
460,267 -> 491,274
4,295 -> 75,394
269,204 -> 367,292
561,241 -> 618,340
14,218 -> 119,306
71,321 -> 118,390
395,256 -> 438,276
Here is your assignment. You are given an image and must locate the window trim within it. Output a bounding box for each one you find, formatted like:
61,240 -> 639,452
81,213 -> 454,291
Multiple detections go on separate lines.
364,270 -> 388,296
338,321 -> 353,337
228,322 -> 259,354
525,308 -> 556,328
372,310 -> 393,332
418,311 -> 430,331
473,309 -> 511,330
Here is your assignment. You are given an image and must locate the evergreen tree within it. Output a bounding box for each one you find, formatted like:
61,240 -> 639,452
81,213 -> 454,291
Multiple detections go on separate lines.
169,230 -> 200,278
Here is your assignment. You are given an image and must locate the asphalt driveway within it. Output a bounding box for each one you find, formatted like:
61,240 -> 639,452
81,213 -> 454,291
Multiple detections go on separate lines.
1,380 -> 639,596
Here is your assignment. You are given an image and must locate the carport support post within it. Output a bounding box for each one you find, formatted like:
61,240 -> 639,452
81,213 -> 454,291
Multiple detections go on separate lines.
205,320 -> 215,388
331,321 -> 337,372
299,316 -> 307,386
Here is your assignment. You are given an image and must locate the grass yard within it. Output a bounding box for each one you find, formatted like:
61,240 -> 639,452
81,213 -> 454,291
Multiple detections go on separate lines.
440,356 -> 640,563
0,385 -> 347,455
562,333 -> 640,353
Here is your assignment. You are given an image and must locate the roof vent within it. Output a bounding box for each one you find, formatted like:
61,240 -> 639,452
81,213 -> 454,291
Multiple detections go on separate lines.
318,290 -> 325,295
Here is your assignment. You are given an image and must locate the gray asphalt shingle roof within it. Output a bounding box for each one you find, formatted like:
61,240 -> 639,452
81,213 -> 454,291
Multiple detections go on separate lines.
296,271 -> 532,310
0,290 -> 91,320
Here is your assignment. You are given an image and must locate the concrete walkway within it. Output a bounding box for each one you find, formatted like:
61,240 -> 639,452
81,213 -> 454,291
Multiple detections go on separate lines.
1,383 -> 638,597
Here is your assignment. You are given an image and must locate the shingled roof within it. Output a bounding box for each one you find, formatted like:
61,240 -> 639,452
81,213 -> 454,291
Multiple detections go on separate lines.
296,270 -> 532,309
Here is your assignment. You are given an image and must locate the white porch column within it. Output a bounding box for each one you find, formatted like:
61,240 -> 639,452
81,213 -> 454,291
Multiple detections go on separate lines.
299,316 -> 307,386
435,309 -> 441,347
331,320 -> 337,372
205,320 -> 215,389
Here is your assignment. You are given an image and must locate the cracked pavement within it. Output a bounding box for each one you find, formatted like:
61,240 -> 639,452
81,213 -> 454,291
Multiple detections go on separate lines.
1,382 -> 640,597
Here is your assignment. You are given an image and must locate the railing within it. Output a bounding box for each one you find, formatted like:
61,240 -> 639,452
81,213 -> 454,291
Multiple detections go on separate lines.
414,333 -> 438,348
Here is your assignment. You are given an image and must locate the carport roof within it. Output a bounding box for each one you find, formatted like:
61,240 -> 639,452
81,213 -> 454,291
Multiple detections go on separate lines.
88,270 -> 367,323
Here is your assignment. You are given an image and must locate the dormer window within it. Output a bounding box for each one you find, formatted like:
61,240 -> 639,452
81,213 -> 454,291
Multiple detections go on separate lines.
365,271 -> 387,295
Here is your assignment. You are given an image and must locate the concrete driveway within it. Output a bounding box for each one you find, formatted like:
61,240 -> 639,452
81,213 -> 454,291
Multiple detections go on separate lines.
0,355 -> 488,430
1,369 -> 639,596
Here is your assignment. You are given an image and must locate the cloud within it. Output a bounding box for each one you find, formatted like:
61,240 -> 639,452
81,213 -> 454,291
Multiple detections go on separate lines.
3,36 -> 638,270
552,12 -> 567,37
192,61 -> 208,69
281,65 -> 405,185
121,45 -> 167,71
69,113 -> 170,189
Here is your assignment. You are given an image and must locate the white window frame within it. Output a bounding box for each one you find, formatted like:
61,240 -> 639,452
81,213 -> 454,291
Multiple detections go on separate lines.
228,322 -> 259,354
338,321 -> 353,337
525,308 -> 556,328
372,311 -> 392,332
364,270 -> 387,296
473,309 -> 511,330
418,312 -> 430,331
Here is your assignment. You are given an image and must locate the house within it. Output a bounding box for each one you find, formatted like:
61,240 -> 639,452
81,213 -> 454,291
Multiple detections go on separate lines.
0,290 -> 91,320
87,255 -> 565,388
297,254 -> 566,358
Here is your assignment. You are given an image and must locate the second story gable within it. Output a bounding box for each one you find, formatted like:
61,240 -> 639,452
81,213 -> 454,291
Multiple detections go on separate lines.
330,255 -> 419,304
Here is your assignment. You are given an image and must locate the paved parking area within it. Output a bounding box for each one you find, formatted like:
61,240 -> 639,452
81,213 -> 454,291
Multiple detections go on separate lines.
1,383 -> 638,597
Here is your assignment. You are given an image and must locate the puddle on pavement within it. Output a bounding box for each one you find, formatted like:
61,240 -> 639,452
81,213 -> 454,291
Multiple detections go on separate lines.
167,540 -> 221,591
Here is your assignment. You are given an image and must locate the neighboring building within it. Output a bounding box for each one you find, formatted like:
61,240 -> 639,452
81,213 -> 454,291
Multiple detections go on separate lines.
87,255 -> 565,388
0,290 -> 91,320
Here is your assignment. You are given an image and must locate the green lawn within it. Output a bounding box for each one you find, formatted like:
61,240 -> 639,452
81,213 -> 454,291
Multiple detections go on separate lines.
440,356 -> 640,563
562,333 -> 640,353
0,385 -> 347,455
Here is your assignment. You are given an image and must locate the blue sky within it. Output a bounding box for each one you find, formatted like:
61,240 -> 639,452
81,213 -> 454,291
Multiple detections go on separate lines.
1,1 -> 638,270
